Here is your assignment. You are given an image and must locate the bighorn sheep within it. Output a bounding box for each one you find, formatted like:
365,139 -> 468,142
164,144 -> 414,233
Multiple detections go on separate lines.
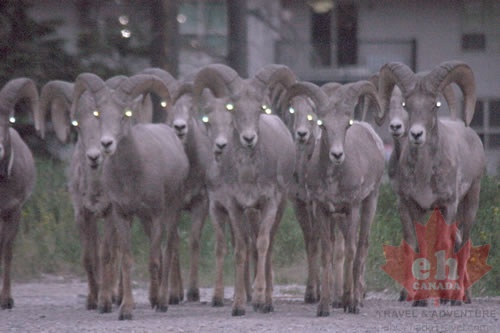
377,61 -> 485,305
38,76 -> 152,311
284,80 -> 385,316
72,73 -> 189,320
0,78 -> 38,309
141,67 -> 212,303
193,64 -> 296,316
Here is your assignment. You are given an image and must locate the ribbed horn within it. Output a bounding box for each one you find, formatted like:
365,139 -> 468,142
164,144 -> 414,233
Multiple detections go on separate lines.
0,77 -> 39,133
193,64 -> 242,100
343,80 -> 382,123
285,81 -> 329,117
117,73 -> 173,106
426,61 -> 476,126
72,73 -> 106,116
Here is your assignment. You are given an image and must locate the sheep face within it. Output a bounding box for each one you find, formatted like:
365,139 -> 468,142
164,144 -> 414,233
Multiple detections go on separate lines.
289,96 -> 318,145
405,90 -> 440,146
319,105 -> 354,165
167,94 -> 192,143
200,94 -> 233,158
388,87 -> 408,139
73,101 -> 104,170
230,88 -> 264,149
98,96 -> 135,156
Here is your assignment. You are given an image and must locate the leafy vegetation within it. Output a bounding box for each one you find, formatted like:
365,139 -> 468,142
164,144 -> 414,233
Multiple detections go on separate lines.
11,154 -> 498,298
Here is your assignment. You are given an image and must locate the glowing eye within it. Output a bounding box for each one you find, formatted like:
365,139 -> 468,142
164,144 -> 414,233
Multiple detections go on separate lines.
201,115 -> 209,123
401,102 -> 406,107
307,114 -> 313,121
124,110 -> 133,117
436,101 -> 442,108
93,110 -> 100,117
289,107 -> 295,114
261,104 -> 267,110
264,108 -> 272,115
225,103 -> 234,111
160,100 -> 168,108
9,116 -> 16,124
71,120 -> 79,127
316,119 -> 323,126
349,119 -> 354,126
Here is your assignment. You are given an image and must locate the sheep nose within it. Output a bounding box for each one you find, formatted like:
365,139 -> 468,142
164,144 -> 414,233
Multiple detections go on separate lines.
216,142 -> 227,150
174,123 -> 186,132
101,138 -> 114,149
410,129 -> 423,140
87,152 -> 100,162
297,130 -> 308,138
330,151 -> 343,160
242,134 -> 256,144
390,123 -> 402,131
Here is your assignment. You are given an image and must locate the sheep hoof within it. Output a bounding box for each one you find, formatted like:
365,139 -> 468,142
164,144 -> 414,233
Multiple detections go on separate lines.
187,288 -> 200,302
86,299 -> 98,310
232,308 -> 246,316
412,300 -> 428,307
1,297 -> 14,309
211,297 -> 224,307
118,312 -> 133,320
331,301 -> 343,309
253,303 -> 274,313
168,295 -> 181,305
98,302 -> 113,314
316,309 -> 330,317
304,293 -> 319,304
155,304 -> 168,312
344,305 -> 360,314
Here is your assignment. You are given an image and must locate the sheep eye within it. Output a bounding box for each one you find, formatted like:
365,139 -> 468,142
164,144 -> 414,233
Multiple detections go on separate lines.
262,105 -> 272,114
225,103 -> 234,111
124,109 -> 133,117
9,116 -> 16,124
93,110 -> 100,118
201,115 -> 209,123
401,101 -> 406,108
316,119 -> 323,126
288,107 -> 295,114
160,100 -> 168,108
435,101 -> 442,108
307,114 -> 313,122
348,119 -> 354,127
71,120 -> 79,127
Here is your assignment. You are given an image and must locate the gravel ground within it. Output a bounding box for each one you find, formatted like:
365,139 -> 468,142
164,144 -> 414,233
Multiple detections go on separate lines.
0,276 -> 498,333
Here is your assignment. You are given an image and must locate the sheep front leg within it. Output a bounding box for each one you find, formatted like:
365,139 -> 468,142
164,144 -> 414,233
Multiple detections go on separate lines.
316,205 -> 333,317
340,206 -> 360,314
187,196 -> 208,302
210,202 -> 229,307
332,220 -> 345,308
98,214 -> 119,313
229,206 -> 247,316
77,210 -> 100,310
0,208 -> 21,310
147,218 -> 163,309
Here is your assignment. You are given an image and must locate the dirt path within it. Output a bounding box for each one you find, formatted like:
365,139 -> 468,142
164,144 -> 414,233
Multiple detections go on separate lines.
0,276 -> 498,332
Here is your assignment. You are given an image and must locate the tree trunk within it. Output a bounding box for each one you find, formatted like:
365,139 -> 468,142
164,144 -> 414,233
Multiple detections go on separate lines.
227,0 -> 248,77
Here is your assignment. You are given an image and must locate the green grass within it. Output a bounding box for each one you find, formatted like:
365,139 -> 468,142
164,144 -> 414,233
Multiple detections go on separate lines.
9,154 -> 499,297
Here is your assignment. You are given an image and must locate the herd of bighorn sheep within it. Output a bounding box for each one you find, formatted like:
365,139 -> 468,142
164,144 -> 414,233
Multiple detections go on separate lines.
0,60 -> 485,319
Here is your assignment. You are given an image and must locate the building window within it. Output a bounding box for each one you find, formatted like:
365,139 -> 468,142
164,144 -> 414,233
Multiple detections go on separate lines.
461,1 -> 486,52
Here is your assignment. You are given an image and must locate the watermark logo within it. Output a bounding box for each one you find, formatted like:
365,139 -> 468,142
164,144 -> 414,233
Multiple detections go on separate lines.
382,207 -> 492,302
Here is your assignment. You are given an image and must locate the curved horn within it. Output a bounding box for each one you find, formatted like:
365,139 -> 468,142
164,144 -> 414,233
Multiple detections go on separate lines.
72,73 -> 107,116
321,82 -> 342,97
117,73 -> 173,106
39,80 -> 73,142
140,67 -> 178,93
343,80 -> 382,124
378,62 -> 416,126
426,61 -> 476,126
254,64 -> 297,117
105,75 -> 128,90
193,64 -> 242,100
441,84 -> 458,121
285,81 -> 329,116
0,77 -> 39,133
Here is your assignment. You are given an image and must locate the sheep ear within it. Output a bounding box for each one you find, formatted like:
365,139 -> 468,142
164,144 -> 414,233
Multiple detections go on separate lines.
40,80 -> 73,142
134,93 -> 153,124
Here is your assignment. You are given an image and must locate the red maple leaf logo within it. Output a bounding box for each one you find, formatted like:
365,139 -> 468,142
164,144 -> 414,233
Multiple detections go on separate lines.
382,207 -> 492,302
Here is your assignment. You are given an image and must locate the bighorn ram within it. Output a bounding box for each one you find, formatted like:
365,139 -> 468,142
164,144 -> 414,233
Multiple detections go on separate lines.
72,73 -> 189,320
141,67 -> 213,303
0,78 -> 38,309
284,80 -> 385,316
38,76 -> 152,310
377,61 -> 485,305
193,64 -> 296,316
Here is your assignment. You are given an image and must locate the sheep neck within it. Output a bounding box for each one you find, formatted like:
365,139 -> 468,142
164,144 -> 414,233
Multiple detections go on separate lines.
0,143 -> 14,179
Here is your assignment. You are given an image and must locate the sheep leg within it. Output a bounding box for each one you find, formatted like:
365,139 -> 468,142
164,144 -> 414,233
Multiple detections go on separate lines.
353,190 -> 379,309
98,214 -> 119,313
158,209 -> 182,312
0,208 -> 20,310
210,203 -> 229,307
228,206 -> 247,316
146,218 -> 163,309
111,208 -> 134,320
251,200 -> 279,313
76,210 -> 99,310
292,198 -> 320,303
168,230 -> 183,305
316,204 -> 333,317
340,206 -> 360,314
331,219 -> 345,308
187,196 -> 208,302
